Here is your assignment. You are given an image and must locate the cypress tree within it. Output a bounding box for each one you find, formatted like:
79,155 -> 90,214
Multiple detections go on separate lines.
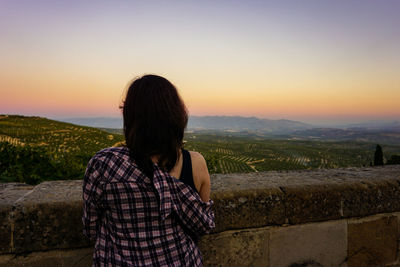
374,144 -> 384,166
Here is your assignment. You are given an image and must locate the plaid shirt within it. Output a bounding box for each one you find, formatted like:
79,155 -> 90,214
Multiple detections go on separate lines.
82,147 -> 215,267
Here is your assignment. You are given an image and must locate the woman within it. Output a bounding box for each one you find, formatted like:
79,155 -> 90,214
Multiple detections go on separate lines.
82,75 -> 215,266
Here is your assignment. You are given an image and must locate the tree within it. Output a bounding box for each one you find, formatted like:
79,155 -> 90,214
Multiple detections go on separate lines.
204,154 -> 218,173
374,144 -> 384,166
0,141 -> 86,184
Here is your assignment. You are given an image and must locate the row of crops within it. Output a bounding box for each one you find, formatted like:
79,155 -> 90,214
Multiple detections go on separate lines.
0,115 -> 124,184
0,115 -> 124,159
1,115 -> 400,183
184,133 -> 400,174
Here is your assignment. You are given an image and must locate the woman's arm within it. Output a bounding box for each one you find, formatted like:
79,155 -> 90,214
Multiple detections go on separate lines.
190,151 -> 211,202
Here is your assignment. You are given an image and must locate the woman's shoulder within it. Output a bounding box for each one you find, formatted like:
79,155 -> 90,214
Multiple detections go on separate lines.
89,146 -> 130,167
189,151 -> 209,168
94,146 -> 129,158
188,150 -> 206,163
187,151 -> 209,184
86,146 -> 143,182
180,150 -> 212,202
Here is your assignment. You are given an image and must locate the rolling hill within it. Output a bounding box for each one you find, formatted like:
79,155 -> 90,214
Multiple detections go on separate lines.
58,115 -> 314,134
0,114 -> 124,155
0,115 -> 124,184
187,116 -> 313,133
1,114 -> 399,185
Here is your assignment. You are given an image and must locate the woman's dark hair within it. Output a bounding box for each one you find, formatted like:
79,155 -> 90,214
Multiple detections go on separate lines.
121,75 -> 188,177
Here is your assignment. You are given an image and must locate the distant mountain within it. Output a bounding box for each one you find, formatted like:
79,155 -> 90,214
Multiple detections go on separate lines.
54,116 -> 400,143
291,127 -> 400,145
187,116 -> 314,134
56,116 -> 314,134
341,121 -> 400,132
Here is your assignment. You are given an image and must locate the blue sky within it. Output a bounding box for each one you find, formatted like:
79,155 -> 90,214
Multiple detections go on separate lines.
1,0 -> 399,124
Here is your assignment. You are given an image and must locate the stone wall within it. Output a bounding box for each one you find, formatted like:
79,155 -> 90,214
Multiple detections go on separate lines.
0,166 -> 399,266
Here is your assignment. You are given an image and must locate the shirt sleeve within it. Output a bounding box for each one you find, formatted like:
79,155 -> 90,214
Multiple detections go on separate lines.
173,184 -> 215,236
82,155 -> 105,240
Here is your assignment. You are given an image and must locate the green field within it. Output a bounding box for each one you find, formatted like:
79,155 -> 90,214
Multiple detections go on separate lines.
1,115 -> 399,184
0,115 -> 124,184
0,115 -> 124,154
183,133 -> 400,173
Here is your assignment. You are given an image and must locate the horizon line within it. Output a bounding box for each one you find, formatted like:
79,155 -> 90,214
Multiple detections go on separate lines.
2,113 -> 399,126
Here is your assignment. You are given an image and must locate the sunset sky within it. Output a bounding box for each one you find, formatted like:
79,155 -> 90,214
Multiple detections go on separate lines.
1,0 -> 399,124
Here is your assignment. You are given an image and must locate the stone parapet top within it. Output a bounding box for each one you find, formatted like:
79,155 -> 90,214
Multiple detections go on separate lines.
0,165 -> 399,254
210,166 -> 400,191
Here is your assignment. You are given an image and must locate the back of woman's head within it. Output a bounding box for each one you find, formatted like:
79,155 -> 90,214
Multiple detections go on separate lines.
121,74 -> 188,177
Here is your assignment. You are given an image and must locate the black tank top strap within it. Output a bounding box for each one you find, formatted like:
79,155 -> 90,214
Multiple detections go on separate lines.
178,149 -> 200,244
179,149 -> 197,193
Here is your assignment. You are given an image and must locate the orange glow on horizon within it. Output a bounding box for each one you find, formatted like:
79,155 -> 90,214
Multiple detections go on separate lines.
1,1 -> 399,123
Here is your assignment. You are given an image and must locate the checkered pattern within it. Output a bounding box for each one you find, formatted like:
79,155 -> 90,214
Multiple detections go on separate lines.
82,147 -> 215,266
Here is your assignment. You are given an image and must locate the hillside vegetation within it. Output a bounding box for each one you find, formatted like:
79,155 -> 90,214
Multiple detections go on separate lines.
0,115 -> 124,184
184,133 -> 400,174
1,115 -> 399,184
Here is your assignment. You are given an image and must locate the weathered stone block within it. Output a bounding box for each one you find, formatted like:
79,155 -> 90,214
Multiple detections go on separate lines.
0,183 -> 34,254
199,227 -> 269,267
211,188 -> 285,233
0,205 -> 11,254
348,214 -> 398,267
11,180 -> 91,253
0,247 -> 93,267
269,220 -> 347,267
211,166 -> 400,227
281,183 -> 343,224
393,211 -> 400,265
341,179 -> 400,218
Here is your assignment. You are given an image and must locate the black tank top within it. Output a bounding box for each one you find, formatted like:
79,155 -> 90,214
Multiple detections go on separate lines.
179,149 -> 197,193
178,149 -> 200,243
